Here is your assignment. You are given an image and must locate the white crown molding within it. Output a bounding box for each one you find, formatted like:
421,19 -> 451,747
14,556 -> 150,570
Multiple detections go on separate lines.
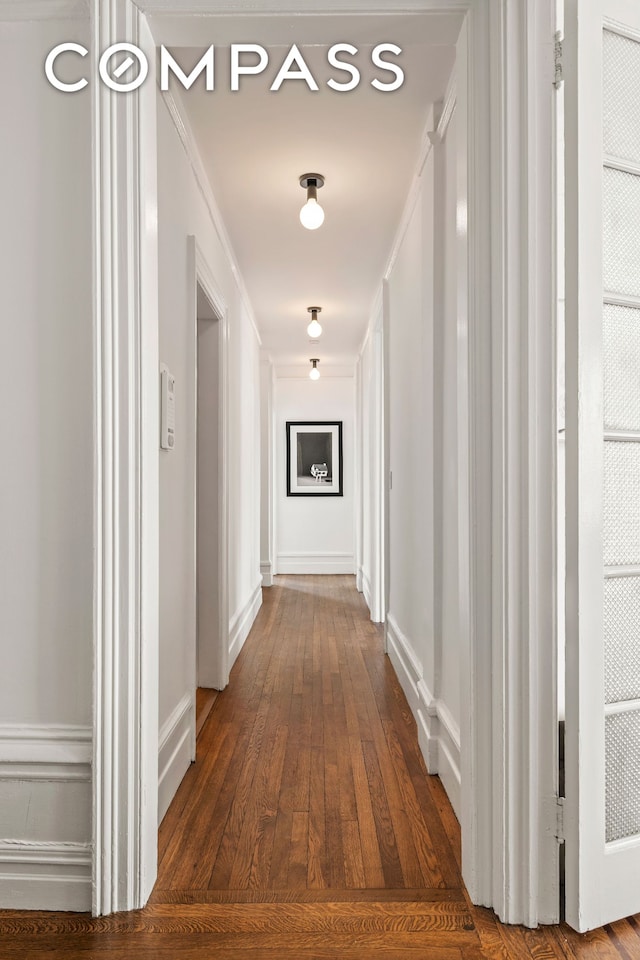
161,88 -> 263,348
0,0 -> 88,19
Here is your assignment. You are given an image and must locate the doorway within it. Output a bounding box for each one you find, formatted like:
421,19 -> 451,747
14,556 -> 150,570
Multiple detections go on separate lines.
93,0 -> 560,925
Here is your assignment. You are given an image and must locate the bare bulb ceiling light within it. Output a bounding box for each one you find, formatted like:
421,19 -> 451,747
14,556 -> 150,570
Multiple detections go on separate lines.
307,306 -> 323,338
299,174 -> 325,230
309,358 -> 320,381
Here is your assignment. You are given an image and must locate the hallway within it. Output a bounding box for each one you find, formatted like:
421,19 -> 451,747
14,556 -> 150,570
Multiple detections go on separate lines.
0,577 -> 638,957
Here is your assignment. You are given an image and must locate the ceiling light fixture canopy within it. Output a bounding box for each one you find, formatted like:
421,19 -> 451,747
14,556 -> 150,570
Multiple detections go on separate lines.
307,306 -> 323,338
299,174 -> 325,230
309,358 -> 320,380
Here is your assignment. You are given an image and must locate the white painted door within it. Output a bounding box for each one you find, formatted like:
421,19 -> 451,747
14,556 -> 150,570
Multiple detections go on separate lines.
565,0 -> 640,932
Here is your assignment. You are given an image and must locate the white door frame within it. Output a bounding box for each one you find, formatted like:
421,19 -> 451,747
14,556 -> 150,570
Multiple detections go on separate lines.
91,0 -> 159,915
189,236 -> 231,692
93,0 -> 560,924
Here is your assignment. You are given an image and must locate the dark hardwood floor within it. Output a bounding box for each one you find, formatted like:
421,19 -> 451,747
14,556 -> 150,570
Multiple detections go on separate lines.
2,575 -> 639,958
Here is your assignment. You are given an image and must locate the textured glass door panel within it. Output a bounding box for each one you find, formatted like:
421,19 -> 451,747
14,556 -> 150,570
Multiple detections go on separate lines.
605,577 -> 640,703
604,303 -> 640,431
604,441 -> 640,565
604,30 -> 640,164
606,709 -> 640,842
603,167 -> 640,297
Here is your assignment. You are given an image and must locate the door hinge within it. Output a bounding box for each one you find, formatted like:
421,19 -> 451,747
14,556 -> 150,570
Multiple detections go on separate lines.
555,796 -> 565,843
554,31 -> 563,89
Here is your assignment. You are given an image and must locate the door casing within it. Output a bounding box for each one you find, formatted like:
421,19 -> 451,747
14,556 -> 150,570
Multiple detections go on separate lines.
92,0 -> 560,925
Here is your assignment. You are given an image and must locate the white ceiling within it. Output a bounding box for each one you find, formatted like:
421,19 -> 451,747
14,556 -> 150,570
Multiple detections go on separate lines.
164,13 -> 461,370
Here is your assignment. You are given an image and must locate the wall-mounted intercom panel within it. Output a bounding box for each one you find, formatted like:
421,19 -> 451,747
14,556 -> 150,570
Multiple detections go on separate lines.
160,364 -> 175,450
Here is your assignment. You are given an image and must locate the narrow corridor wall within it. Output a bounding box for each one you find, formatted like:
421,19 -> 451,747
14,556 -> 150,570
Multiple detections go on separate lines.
274,374 -> 356,575
360,87 -> 463,819
156,92 -> 262,822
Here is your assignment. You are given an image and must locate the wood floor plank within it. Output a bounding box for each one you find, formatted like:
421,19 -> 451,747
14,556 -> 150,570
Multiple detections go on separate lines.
0,934 -> 471,959
150,888 -> 467,904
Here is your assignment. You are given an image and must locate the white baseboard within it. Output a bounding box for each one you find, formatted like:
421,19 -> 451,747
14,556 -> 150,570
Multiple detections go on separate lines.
158,692 -> 195,825
386,614 -> 421,714
0,841 -> 92,911
386,614 -> 461,820
276,552 -> 355,575
356,565 -> 364,592
0,724 -> 92,911
260,560 -> 274,587
228,581 -> 263,671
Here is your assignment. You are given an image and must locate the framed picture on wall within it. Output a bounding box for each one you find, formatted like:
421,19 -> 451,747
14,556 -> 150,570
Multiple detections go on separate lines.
286,421 -> 343,497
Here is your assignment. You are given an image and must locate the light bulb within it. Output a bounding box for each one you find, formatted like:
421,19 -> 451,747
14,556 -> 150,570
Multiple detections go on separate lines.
300,198 -> 325,230
309,366 -> 320,380
307,318 -> 323,338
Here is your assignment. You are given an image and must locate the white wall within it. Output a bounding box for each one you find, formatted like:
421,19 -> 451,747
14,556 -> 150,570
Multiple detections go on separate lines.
156,92 -> 262,822
0,16 -> 93,909
275,375 -> 355,575
385,154 -> 437,701
362,88 -> 462,819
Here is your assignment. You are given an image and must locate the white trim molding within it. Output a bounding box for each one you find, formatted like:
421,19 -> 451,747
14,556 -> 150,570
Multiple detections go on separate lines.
261,561 -> 274,587
0,841 -> 92,912
276,552 -> 356,575
228,582 -> 263,671
0,724 -> 91,765
91,0 -> 159,916
0,725 -> 93,909
158,693 -> 195,825
386,615 -> 462,819
448,0 -> 559,927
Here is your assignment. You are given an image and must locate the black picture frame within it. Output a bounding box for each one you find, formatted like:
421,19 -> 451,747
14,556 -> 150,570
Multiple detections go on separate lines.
286,421 -> 343,497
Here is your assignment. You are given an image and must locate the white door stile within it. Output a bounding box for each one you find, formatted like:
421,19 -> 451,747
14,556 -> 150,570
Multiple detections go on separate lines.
565,0 -> 640,932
